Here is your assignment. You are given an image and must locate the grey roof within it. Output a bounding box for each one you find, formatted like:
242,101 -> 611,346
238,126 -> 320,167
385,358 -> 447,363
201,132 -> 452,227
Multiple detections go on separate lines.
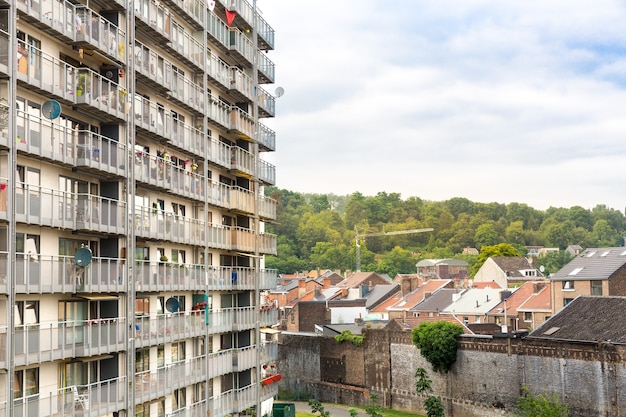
319,323 -> 366,336
411,288 -> 463,312
363,284 -> 400,309
529,296 -> 626,343
490,257 -> 542,278
550,247 -> 626,281
271,280 -> 299,293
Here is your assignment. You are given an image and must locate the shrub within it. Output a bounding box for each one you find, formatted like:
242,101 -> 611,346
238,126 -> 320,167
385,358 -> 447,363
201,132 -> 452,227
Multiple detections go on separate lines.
412,321 -> 464,373
514,385 -> 569,417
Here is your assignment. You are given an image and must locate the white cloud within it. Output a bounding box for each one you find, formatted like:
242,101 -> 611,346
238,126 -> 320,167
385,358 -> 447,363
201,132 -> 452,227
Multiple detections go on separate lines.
260,0 -> 626,211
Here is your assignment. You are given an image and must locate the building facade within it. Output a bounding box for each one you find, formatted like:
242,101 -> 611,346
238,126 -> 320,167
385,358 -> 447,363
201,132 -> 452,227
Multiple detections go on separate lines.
0,0 -> 279,415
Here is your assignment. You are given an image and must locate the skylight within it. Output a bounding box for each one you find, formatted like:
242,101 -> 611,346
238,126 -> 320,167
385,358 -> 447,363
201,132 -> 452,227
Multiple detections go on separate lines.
601,251 -> 610,257
586,251 -> 596,257
568,267 -> 583,276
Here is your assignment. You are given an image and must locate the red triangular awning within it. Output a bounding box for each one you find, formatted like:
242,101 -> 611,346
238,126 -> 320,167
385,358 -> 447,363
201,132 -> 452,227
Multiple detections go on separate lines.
225,9 -> 236,26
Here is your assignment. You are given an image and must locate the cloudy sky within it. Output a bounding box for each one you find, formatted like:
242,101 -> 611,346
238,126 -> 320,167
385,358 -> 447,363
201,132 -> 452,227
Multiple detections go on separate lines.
259,1 -> 626,211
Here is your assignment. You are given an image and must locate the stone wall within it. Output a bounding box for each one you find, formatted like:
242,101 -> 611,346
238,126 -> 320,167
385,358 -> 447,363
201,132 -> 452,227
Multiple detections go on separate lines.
278,327 -> 626,416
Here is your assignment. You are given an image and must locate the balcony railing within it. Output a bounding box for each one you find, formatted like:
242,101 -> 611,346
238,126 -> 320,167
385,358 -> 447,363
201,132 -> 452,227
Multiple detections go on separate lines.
229,28 -> 254,66
74,67 -> 128,121
258,51 -> 275,84
0,252 -> 125,294
134,311 -> 206,347
207,306 -> 256,334
132,206 -> 207,246
135,355 -> 206,403
168,24 -> 205,71
257,123 -> 276,152
231,146 -> 254,177
133,152 -> 205,200
260,308 -> 279,328
0,180 -> 125,234
257,158 -> 276,185
259,233 -> 277,256
209,98 -> 231,129
257,86 -> 276,117
16,0 -> 76,41
161,0 -> 204,30
207,135 -> 232,168
229,186 -> 277,220
75,130 -> 127,177
135,0 -> 172,43
209,384 -> 257,417
10,376 -> 126,417
169,400 -> 208,417
260,340 -> 279,364
230,66 -> 253,101
169,73 -> 204,114
133,260 -> 206,292
207,51 -> 231,89
259,268 -> 278,291
256,12 -> 275,50
207,180 -> 230,209
7,317 -> 126,366
207,11 -> 230,52
229,106 -> 254,139
134,40 -> 173,92
75,7 -> 126,63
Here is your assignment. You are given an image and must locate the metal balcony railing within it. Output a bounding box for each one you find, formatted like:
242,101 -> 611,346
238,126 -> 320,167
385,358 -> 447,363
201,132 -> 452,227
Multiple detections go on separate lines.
0,252 -> 125,294
169,72 -> 204,114
257,158 -> 276,185
229,106 -> 255,139
132,205 -> 206,246
260,340 -> 279,365
229,28 -> 254,66
257,86 -> 276,117
75,7 -> 126,63
207,51 -> 231,89
134,311 -> 206,348
5,317 -> 127,367
207,306 -> 256,334
16,0 -> 76,41
135,0 -> 172,43
259,233 -> 277,256
257,122 -> 276,152
133,152 -> 205,201
207,180 -> 230,209
208,97 -> 231,129
230,65 -> 253,101
168,400 -> 208,417
133,260 -> 206,292
207,11 -> 230,51
260,308 -> 279,328
161,0 -> 204,30
207,136 -> 232,168
230,146 -> 254,177
135,355 -> 206,403
74,67 -> 128,121
134,40 -> 173,92
168,23 -> 205,70
258,51 -> 275,84
10,376 -> 126,417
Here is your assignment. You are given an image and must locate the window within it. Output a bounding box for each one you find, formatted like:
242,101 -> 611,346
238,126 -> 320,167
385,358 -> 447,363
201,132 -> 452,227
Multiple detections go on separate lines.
172,341 -> 186,363
136,348 -> 150,372
563,298 -> 574,306
135,297 -> 150,315
463,316 -> 469,325
14,368 -> 39,398
171,249 -> 186,264
156,296 -> 164,314
15,300 -> 39,326
590,280 -> 603,296
173,295 -> 185,312
157,345 -> 164,367
524,312 -> 532,322
562,281 -> 574,291
173,388 -> 186,410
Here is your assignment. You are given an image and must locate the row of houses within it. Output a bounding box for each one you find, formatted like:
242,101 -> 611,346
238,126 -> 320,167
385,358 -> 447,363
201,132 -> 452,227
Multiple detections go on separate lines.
268,246 -> 626,335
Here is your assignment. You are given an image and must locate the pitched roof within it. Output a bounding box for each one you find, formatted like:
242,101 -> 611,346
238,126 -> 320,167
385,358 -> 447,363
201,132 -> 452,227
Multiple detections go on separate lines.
388,279 -> 452,311
393,316 -> 472,334
518,283 -> 551,312
529,296 -> 626,343
489,281 -> 548,316
411,288 -> 463,313
490,257 -> 542,278
550,247 -> 626,281
471,281 -> 502,289
416,258 -> 468,267
442,288 -> 505,315
337,272 -> 389,288
363,284 -> 400,309
369,291 -> 402,314
271,280 -> 299,293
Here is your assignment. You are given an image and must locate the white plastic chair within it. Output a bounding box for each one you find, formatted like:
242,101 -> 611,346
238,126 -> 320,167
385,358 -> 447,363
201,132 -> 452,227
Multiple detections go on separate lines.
72,386 -> 89,410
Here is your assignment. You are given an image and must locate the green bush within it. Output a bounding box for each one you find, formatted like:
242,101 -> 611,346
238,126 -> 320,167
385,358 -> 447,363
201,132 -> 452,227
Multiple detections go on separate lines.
412,321 -> 464,373
515,385 -> 569,417
334,330 -> 365,347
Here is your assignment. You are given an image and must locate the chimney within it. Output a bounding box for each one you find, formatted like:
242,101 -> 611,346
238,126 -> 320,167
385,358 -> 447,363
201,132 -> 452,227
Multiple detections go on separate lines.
298,278 -> 306,297
533,282 -> 546,294
424,292 -> 432,299
323,277 -> 331,289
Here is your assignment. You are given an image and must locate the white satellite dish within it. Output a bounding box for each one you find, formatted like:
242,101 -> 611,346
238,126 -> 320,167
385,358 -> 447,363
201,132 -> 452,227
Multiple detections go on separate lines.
208,0 -> 216,11
539,265 -> 545,273
275,87 -> 284,98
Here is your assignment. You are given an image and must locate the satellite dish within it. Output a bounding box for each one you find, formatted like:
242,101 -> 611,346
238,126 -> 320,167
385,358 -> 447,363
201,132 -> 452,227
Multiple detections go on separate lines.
539,265 -> 545,273
165,297 -> 179,313
275,87 -> 284,98
42,100 -> 62,120
74,247 -> 93,267
208,0 -> 215,11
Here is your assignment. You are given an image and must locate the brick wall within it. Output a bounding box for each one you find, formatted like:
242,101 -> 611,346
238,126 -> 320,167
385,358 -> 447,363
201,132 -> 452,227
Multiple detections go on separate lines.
279,326 -> 626,416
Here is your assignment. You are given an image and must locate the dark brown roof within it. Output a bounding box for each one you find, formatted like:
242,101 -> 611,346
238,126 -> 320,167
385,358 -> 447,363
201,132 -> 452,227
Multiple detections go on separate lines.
529,296 -> 626,343
491,257 -> 541,278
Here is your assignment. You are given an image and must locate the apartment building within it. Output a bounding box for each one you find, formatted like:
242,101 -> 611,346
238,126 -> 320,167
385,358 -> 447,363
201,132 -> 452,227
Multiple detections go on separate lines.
0,0 -> 279,415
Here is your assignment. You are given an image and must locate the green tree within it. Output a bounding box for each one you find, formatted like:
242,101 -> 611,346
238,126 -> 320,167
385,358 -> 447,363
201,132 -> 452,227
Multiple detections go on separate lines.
378,246 -> 416,276
310,194 -> 331,213
423,397 -> 445,417
537,251 -> 574,276
514,385 -> 568,417
308,400 -> 330,417
474,222 -> 501,248
412,321 -> 464,373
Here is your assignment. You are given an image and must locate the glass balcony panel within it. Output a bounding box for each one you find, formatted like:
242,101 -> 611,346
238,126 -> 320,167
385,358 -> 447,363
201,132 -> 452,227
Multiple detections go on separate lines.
75,7 -> 126,62
257,123 -> 276,152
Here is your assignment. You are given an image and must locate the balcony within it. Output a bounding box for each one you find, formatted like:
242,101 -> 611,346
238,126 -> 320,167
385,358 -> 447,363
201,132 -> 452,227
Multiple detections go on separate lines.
259,269 -> 278,291
230,146 -> 254,178
10,376 -> 126,417
135,355 -> 206,403
16,0 -> 76,43
134,0 -> 172,45
161,0 -> 204,30
232,345 -> 257,372
133,152 -> 205,200
132,206 -> 206,246
260,340 -> 279,365
0,253 -> 125,294
260,306 -> 278,328
169,400 -> 208,417
207,51 -> 231,90
229,106 -> 255,140
229,28 -> 254,67
0,181 -> 125,235
75,7 -> 126,65
168,120 -> 205,159
257,123 -> 276,152
207,11 -> 230,53
257,86 -> 276,118
258,194 -> 277,221
169,74 -> 204,115
259,233 -> 277,256
133,260 -> 206,292
258,51 -> 275,84
207,179 -> 230,209
164,26 -> 205,72
229,186 -> 253,215
257,158 -> 276,185
207,135 -> 232,170
209,384 -> 258,417
207,349 -> 234,379
208,97 -> 231,130
231,226 -> 255,253
256,13 -> 275,51
14,111 -> 128,176
5,317 -> 126,366
134,40 -> 172,93
15,40 -> 81,104
74,67 -> 128,122
207,306 -> 255,334
134,311 -> 206,347
229,66 -> 253,102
